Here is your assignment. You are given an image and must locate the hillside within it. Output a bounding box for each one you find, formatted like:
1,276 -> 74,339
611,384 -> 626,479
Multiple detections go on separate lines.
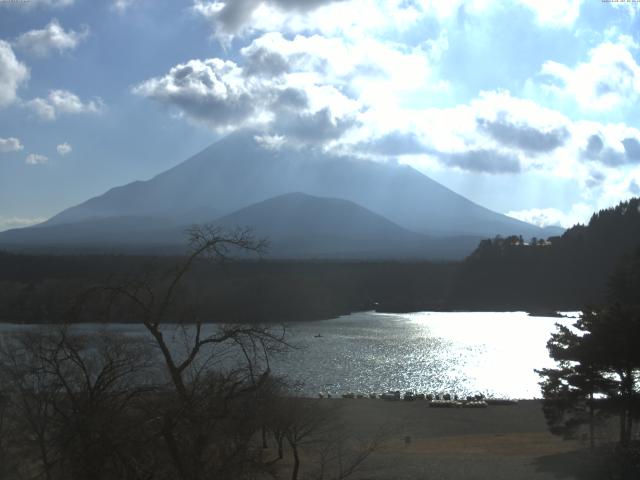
32,130 -> 550,239
0,192 -> 482,259
451,197 -> 640,309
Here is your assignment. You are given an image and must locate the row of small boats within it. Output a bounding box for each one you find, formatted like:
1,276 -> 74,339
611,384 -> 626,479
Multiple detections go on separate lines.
319,390 -> 518,407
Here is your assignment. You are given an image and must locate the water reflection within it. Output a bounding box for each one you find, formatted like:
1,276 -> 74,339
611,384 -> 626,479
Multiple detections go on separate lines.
273,311 -> 577,398
0,311 -> 577,399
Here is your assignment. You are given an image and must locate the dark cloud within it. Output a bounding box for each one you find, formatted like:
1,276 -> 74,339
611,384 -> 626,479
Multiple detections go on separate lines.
214,0 -> 346,32
216,0 -> 261,32
243,47 -> 290,77
275,107 -> 358,143
357,131 -> 429,156
586,169 -> 606,188
273,87 -> 308,110
133,59 -> 256,129
581,134 -> 640,166
477,117 -> 569,154
443,149 -> 521,174
584,134 -> 603,159
622,137 -> 640,162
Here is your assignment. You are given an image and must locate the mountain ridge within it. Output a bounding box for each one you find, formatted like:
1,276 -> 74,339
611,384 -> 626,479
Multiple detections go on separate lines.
1,130 -> 564,258
40,130 -> 552,238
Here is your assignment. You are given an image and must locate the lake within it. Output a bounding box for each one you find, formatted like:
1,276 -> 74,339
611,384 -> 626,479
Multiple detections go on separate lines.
0,311 -> 576,399
273,311 -> 577,399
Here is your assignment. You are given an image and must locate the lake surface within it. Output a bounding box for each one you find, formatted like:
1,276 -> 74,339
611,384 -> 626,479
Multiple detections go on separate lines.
274,311 -> 577,399
0,311 -> 577,399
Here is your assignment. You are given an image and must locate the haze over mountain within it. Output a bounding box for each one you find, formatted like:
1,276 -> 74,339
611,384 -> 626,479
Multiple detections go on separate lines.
0,130 -> 562,258
212,192 -> 483,259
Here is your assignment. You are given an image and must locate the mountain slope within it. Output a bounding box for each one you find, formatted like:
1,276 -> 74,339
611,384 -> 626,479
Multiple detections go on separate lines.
0,193 -> 483,259
39,130 -> 551,238
213,192 -> 482,258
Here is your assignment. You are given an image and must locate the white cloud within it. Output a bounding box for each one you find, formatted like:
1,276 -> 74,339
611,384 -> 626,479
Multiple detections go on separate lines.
56,142 -> 72,155
537,38 -> 640,112
25,153 -> 48,165
26,89 -> 104,120
133,44 -> 362,142
0,216 -> 47,232
506,204 -> 593,228
0,137 -> 24,153
193,0 -> 444,42
14,19 -> 89,57
112,0 -> 139,12
0,40 -> 29,108
516,0 -> 583,27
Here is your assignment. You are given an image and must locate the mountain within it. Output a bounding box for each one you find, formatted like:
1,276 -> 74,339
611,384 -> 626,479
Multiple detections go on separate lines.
213,192 -> 482,259
37,130 -> 551,238
0,130 -> 562,258
0,193 -> 483,259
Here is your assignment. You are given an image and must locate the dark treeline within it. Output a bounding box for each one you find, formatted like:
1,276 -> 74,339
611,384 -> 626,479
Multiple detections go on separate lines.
1,197 -> 639,323
0,252 -> 456,324
452,197 -> 640,310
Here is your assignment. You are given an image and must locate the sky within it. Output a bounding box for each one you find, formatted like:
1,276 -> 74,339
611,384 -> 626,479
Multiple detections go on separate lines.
1,0 -> 640,232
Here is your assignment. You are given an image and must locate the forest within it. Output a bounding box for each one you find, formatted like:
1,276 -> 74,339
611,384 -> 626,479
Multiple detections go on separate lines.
0,197 -> 638,324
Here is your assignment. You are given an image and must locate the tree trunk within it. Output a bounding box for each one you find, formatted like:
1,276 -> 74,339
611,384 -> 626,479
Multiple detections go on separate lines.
291,444 -> 300,480
277,435 -> 284,460
589,392 -> 594,451
620,408 -> 627,445
262,426 -> 268,449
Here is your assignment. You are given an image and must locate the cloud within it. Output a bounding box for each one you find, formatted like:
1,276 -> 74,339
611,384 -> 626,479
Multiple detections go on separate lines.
254,133 -> 285,150
622,137 -> 640,161
356,131 -> 429,156
112,0 -> 139,12
242,47 -> 290,77
441,149 -> 521,174
538,38 -> 640,112
276,107 -> 358,143
25,153 -> 48,165
0,41 -> 29,108
580,133 -> 640,166
56,142 -> 72,155
193,0 -> 347,35
132,58 -> 255,129
14,19 -> 88,56
517,0 -> 583,27
133,44 -> 360,142
477,117 -> 569,154
0,216 -> 47,232
26,89 -> 104,120
0,137 -> 24,153
505,203 -> 593,228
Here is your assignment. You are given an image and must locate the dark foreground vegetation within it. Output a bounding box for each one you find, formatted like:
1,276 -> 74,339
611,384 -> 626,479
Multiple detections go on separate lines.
536,246 -> 640,479
0,227 -> 382,480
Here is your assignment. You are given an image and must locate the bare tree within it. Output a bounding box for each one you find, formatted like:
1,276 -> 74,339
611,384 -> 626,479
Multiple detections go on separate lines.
70,225 -> 290,480
0,328 -> 156,480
